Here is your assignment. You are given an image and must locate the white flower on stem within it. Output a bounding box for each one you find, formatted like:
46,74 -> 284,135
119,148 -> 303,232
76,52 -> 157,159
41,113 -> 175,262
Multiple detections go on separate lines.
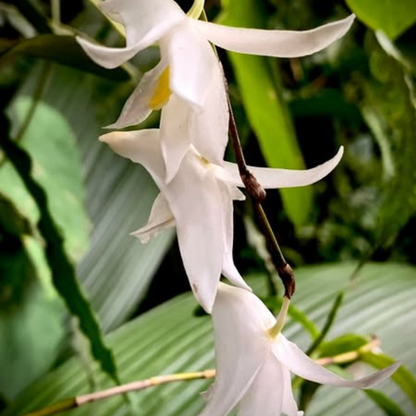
77,0 -> 354,181
100,129 -> 344,312
199,282 -> 400,416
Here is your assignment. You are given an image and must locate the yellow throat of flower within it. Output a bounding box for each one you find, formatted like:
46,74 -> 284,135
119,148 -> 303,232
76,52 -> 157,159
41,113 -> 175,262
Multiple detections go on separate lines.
149,67 -> 171,110
149,0 -> 205,111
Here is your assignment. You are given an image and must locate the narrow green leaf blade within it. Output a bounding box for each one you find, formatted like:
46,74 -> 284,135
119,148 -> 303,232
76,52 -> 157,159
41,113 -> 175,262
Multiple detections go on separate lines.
306,291 -> 344,356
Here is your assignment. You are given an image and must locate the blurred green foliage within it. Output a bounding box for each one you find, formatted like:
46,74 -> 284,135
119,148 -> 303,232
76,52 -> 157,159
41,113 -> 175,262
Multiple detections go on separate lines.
0,0 -> 415,415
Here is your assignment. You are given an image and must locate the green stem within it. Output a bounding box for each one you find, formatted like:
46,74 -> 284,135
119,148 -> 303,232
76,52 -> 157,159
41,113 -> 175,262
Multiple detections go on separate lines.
23,370 -> 216,416
187,0 -> 205,19
226,85 -> 295,298
268,296 -> 290,338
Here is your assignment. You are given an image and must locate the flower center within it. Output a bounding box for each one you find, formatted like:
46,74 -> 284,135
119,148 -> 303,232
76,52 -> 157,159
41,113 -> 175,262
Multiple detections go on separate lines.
149,67 -> 171,110
187,0 -> 205,19
199,155 -> 210,166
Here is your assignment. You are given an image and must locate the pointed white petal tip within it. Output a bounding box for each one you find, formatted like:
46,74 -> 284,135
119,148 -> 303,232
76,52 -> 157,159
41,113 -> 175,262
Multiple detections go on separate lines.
103,122 -> 119,130
274,336 -> 400,390
99,132 -> 119,144
130,231 -> 151,244
195,14 -> 355,59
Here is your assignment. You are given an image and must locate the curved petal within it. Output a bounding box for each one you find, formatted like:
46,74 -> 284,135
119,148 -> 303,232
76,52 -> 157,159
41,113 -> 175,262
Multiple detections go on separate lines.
76,0 -> 184,69
76,37 -> 145,69
166,18 -> 218,108
189,63 -> 229,165
131,193 -> 175,243
238,355 -> 283,416
160,95 -> 192,183
197,283 -> 274,416
100,0 -> 184,45
194,14 -> 355,58
167,151 -> 224,312
99,130 -> 165,182
217,181 -> 251,291
281,363 -> 303,416
222,147 -> 344,189
107,61 -> 167,129
273,335 -> 400,389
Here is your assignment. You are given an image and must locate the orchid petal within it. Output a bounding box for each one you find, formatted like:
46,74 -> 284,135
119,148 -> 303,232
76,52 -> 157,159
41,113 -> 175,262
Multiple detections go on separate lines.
76,37 -> 144,69
194,14 -> 355,58
281,364 -> 303,416
223,147 -> 344,189
217,182 -> 251,291
76,0 -> 184,68
167,19 -> 218,108
131,193 -> 175,243
99,130 -> 165,182
198,283 -> 273,416
189,63 -> 229,165
107,61 -> 167,129
100,0 -> 183,45
160,95 -> 192,183
168,152 -> 225,313
238,355 -> 283,416
273,335 -> 400,389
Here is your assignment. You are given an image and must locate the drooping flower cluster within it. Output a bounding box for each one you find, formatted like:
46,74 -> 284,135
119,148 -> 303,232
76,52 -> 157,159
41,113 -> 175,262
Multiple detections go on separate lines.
77,1 -> 398,414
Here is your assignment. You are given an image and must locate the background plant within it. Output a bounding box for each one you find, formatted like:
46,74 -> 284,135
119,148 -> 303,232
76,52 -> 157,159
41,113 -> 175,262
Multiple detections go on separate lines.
0,0 -> 415,415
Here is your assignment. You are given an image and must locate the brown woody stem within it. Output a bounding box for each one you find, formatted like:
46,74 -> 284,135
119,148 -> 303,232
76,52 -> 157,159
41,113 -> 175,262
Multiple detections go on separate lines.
226,84 -> 295,298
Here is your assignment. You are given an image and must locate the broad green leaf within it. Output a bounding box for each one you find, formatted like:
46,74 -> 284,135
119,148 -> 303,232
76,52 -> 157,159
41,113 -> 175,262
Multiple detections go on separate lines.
0,117 -> 120,388
5,263 -> 416,416
0,193 -> 33,311
5,96 -> 90,262
30,65 -> 173,332
0,35 -> 130,81
0,192 -> 30,239
0,193 -> 63,401
217,0 -> 312,227
0,283 -> 64,401
346,0 -> 416,39
364,390 -> 407,416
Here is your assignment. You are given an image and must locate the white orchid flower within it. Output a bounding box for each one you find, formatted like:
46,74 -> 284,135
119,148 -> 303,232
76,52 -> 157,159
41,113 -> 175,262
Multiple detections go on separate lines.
77,0 -> 354,181
100,129 -> 343,312
199,282 -> 400,416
